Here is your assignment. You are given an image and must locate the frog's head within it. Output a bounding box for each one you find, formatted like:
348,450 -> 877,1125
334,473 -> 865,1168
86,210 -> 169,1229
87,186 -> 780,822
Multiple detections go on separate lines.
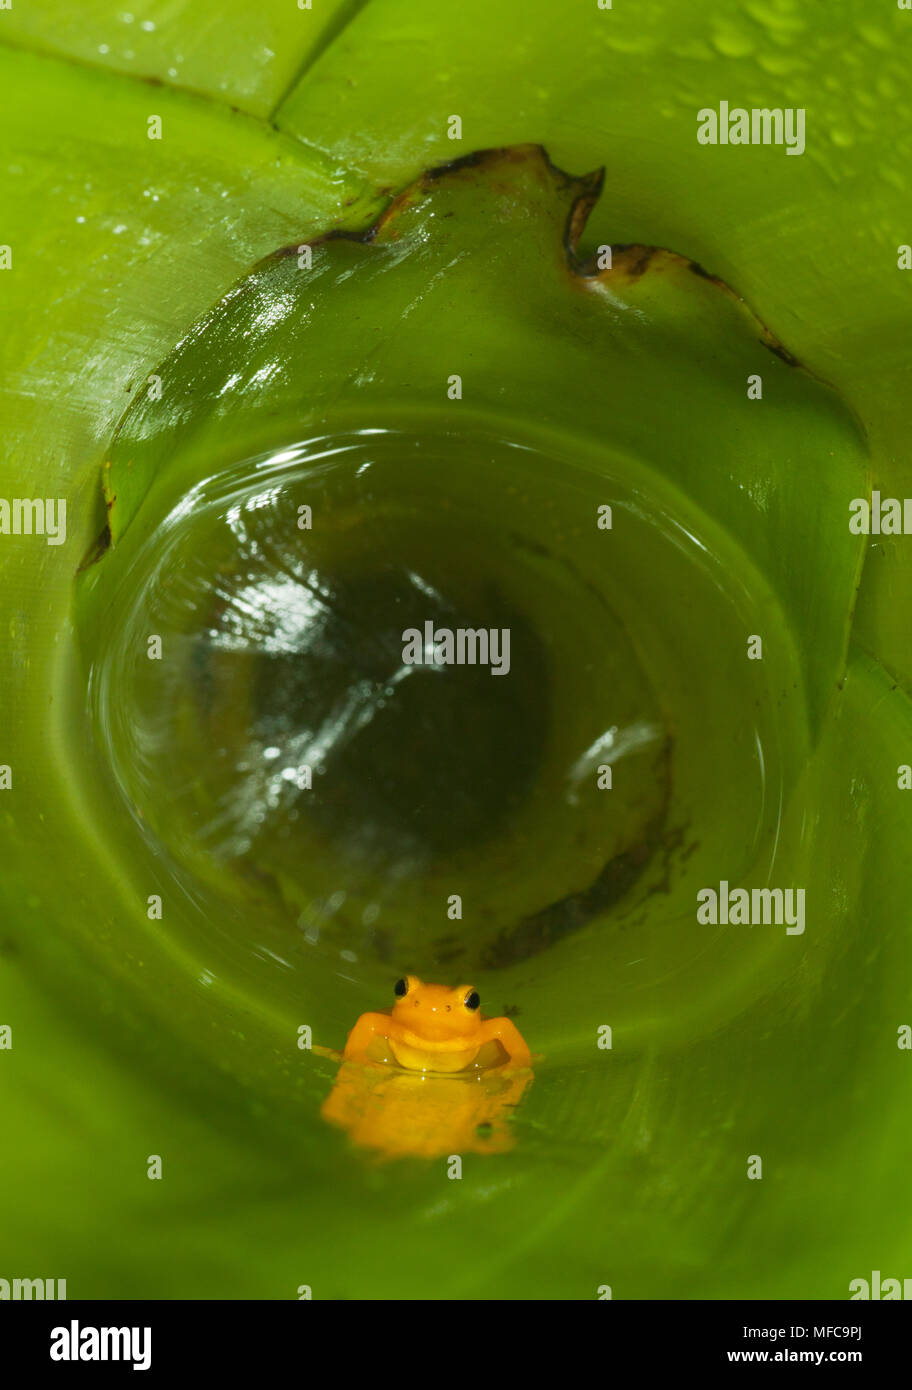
391,976 -> 482,1039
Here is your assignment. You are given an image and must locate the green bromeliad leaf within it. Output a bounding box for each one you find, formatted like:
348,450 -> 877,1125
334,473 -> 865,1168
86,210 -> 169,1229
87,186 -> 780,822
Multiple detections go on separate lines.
0,0 -> 911,1303
95,144 -> 866,727
1,0 -> 365,116
275,0 -> 912,690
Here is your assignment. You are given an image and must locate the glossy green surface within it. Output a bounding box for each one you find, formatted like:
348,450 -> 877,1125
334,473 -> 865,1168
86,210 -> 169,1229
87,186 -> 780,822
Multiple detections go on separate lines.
1,0 -> 364,115
1,3 -> 910,1300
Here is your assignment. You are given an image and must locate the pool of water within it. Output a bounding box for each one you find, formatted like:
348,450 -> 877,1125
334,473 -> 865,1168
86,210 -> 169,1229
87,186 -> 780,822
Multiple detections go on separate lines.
84,412 -> 809,1061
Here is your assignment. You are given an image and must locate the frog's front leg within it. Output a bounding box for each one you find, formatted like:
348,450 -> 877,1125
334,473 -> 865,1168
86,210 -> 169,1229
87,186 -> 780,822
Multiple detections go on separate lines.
342,1010 -> 393,1062
477,1017 -> 532,1069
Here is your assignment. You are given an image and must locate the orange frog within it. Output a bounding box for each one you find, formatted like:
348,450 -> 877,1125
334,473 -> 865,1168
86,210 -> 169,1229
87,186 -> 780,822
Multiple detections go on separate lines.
342,975 -> 532,1073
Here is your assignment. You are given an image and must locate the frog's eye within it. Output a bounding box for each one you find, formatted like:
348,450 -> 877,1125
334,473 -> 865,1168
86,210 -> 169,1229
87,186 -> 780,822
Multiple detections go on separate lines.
394,978 -> 409,998
464,990 -> 480,1011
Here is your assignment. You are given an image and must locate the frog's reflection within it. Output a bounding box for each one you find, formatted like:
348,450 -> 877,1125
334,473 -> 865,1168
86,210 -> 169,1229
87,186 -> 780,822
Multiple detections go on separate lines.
321,1055 -> 534,1160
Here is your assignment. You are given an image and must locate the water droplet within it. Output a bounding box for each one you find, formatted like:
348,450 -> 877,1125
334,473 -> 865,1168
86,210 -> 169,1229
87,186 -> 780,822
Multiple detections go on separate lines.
711,30 -> 755,59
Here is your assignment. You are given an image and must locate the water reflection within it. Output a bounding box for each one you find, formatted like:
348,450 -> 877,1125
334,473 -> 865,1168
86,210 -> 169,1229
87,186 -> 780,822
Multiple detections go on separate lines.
320,1055 -> 535,1160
